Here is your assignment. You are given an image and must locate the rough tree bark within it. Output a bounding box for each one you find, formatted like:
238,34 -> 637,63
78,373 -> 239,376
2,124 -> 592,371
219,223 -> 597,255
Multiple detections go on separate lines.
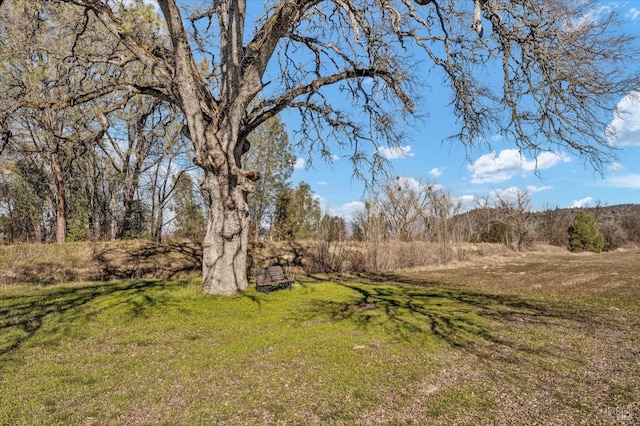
157,0 -> 269,294
155,0 -> 324,293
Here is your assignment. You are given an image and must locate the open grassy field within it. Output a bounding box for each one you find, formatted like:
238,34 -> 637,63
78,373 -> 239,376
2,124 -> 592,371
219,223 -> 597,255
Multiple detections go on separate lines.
0,248 -> 638,425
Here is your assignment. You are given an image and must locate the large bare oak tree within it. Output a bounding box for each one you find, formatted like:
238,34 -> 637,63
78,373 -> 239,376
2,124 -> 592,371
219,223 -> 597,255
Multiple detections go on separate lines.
1,0 -> 637,294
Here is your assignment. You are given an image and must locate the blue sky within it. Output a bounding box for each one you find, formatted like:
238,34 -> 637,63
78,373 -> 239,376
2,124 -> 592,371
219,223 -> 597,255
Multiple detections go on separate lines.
141,0 -> 640,218
282,2 -> 640,218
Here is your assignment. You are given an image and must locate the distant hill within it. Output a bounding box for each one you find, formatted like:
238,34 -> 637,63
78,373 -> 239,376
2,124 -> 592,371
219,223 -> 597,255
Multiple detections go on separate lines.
541,203 -> 640,224
455,203 -> 640,250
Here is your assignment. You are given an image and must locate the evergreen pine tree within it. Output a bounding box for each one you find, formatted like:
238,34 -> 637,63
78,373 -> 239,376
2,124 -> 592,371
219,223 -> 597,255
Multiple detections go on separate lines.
567,211 -> 604,253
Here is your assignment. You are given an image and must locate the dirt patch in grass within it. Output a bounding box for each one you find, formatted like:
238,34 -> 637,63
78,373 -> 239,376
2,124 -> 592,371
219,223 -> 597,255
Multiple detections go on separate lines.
368,249 -> 640,424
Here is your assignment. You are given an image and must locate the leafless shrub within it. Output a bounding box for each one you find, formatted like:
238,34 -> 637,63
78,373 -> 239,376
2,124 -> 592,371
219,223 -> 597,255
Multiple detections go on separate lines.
343,248 -> 368,273
305,240 -> 347,274
492,189 -> 534,251
601,223 -> 626,252
620,212 -> 640,243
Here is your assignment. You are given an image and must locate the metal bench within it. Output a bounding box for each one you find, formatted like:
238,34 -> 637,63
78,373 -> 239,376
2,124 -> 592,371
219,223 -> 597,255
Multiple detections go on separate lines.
255,266 -> 295,293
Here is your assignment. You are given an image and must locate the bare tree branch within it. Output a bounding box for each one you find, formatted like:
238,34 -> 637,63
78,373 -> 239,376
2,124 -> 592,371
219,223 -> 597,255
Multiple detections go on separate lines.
66,0 -> 172,84
244,67 -> 413,137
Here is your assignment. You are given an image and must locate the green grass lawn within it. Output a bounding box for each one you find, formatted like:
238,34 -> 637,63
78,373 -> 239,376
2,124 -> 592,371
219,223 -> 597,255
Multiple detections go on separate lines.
1,250 -> 638,425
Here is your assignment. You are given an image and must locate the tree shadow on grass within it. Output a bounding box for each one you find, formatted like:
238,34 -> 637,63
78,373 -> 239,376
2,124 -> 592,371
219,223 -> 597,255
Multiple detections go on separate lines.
92,242 -> 202,280
296,272 -> 589,361
0,280 -> 174,357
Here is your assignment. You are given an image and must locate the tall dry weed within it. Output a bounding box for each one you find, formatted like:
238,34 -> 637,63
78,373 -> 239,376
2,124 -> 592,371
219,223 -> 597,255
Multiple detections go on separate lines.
299,240 -> 499,274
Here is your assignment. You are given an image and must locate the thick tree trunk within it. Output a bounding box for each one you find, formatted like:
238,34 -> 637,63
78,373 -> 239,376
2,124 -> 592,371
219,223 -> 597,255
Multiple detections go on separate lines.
158,0 -> 258,295
201,170 -> 250,295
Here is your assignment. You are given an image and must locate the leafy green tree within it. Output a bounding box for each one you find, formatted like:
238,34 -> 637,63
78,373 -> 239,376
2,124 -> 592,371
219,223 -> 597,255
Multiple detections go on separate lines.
319,214 -> 348,242
171,173 -> 206,241
482,222 -> 512,246
567,211 -> 604,253
243,115 -> 294,242
0,161 -> 51,243
273,182 -> 321,241
73,148 -> 118,242
0,1 -> 111,243
119,199 -> 149,240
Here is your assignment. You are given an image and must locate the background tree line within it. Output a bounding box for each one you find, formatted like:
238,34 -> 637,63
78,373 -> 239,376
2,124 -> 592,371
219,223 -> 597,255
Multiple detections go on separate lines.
1,1 -> 638,253
0,1 -> 334,246
2,93 -> 639,251
0,103 -> 308,244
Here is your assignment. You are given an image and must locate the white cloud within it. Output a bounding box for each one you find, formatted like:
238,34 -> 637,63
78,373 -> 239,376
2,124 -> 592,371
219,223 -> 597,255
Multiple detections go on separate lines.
526,185 -> 552,193
317,181 -> 329,186
606,173 -> 640,189
572,197 -> 593,208
312,195 -> 365,219
395,176 -> 423,192
535,151 -> 570,169
607,92 -> 640,147
609,162 -> 622,171
377,145 -> 414,160
468,149 -> 570,184
456,194 -> 478,212
490,133 -> 504,142
333,201 -> 366,219
491,186 -> 525,201
429,167 -> 443,177
312,193 -> 326,209
570,5 -> 613,30
294,158 -> 305,169
627,7 -> 640,20
318,200 -> 366,219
